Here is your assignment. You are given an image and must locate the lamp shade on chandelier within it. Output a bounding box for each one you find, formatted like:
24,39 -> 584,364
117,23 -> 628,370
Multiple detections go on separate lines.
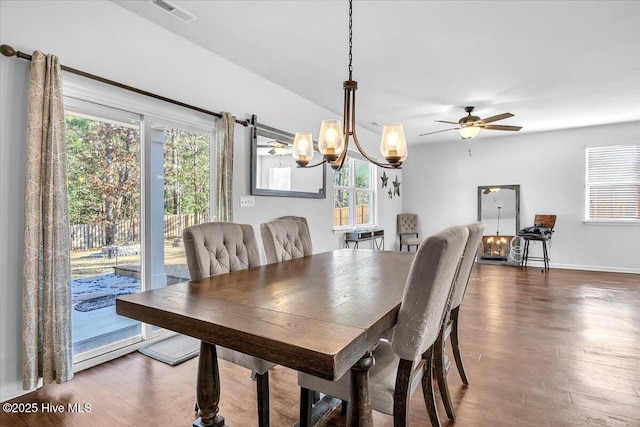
292,132 -> 314,167
292,0 -> 407,170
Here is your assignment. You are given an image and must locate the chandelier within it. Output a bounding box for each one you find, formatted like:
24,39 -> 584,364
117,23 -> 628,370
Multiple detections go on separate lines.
291,0 -> 407,170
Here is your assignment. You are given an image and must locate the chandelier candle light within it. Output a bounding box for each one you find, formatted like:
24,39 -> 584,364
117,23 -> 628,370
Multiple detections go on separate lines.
292,0 -> 407,170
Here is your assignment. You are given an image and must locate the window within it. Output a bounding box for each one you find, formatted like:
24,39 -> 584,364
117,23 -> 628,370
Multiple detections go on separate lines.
333,157 -> 376,227
585,145 -> 640,221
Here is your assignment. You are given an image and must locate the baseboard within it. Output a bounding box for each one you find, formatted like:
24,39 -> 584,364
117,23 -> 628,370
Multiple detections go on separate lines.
548,263 -> 640,275
1,378 -> 42,403
516,258 -> 640,274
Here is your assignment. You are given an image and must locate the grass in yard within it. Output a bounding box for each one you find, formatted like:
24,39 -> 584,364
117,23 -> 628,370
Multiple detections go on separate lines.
71,242 -> 187,279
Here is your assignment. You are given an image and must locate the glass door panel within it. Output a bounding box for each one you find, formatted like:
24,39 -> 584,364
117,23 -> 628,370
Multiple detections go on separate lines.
66,109 -> 142,357
163,126 -> 211,285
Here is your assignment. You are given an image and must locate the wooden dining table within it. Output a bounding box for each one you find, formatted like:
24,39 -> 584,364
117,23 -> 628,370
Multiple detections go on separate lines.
116,249 -> 415,427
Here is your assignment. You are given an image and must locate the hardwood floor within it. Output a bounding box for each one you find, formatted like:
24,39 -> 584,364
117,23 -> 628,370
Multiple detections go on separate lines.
2,264 -> 639,426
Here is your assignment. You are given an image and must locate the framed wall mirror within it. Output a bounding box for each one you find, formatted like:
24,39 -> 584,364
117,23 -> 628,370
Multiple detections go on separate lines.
250,115 -> 326,199
477,184 -> 520,264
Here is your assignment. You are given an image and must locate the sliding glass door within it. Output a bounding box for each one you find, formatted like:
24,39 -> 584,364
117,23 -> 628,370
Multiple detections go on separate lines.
65,95 -> 215,363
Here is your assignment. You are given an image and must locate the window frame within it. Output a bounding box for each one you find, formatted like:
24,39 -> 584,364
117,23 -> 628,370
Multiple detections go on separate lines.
332,155 -> 377,230
584,145 -> 640,224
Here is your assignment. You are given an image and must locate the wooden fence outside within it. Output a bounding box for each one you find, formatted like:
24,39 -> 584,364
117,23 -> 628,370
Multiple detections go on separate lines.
70,213 -> 207,251
333,205 -> 369,226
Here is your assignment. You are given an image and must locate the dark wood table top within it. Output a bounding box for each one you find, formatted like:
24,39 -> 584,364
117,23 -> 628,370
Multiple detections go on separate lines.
116,249 -> 414,381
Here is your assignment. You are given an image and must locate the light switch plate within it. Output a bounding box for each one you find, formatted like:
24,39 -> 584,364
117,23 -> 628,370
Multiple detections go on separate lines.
240,196 -> 255,208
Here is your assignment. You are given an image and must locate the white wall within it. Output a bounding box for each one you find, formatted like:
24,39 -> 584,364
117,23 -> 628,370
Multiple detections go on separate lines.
0,0 -> 402,401
402,122 -> 640,273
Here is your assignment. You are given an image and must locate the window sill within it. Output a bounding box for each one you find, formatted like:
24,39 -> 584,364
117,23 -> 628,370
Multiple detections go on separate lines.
583,220 -> 640,226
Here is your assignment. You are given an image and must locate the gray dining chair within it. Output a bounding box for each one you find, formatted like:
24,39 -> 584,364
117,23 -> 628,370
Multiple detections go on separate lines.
183,221 -> 276,427
433,221 -> 485,421
260,218 -> 313,264
297,225 -> 469,427
397,213 -> 423,251
277,215 -> 309,226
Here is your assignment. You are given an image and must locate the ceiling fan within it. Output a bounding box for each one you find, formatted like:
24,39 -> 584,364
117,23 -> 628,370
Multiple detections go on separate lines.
257,140 -> 291,155
420,106 -> 522,139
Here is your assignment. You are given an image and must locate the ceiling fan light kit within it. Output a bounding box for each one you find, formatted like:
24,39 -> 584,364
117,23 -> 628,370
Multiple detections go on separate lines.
458,125 -> 482,139
292,0 -> 407,170
422,105 -> 522,140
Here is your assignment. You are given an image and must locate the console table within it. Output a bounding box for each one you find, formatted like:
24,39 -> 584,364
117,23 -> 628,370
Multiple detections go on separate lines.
344,228 -> 384,250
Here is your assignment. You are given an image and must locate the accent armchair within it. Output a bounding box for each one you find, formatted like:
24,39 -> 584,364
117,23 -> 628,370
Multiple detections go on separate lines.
397,213 -> 423,251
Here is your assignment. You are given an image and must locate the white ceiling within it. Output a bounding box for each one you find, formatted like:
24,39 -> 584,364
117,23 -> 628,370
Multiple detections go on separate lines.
113,0 -> 640,145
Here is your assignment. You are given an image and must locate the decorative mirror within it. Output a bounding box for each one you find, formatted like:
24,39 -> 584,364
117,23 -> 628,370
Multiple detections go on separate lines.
250,115 -> 326,199
477,185 -> 520,264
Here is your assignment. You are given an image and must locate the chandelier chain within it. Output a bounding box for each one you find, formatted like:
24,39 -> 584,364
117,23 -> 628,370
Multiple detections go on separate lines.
348,0 -> 353,79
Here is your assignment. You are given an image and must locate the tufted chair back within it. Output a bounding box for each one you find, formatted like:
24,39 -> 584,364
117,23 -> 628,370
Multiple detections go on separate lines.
397,213 -> 423,251
260,219 -> 313,264
391,225 -> 468,362
450,222 -> 485,310
397,213 -> 419,235
278,215 -> 308,226
182,222 -> 261,280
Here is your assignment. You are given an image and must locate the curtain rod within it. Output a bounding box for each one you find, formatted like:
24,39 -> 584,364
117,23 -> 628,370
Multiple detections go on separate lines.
0,44 -> 249,127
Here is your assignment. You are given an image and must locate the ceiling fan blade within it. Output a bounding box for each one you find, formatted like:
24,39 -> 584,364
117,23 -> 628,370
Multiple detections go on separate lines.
419,128 -> 458,136
483,124 -> 522,131
435,120 -> 459,125
481,113 -> 514,124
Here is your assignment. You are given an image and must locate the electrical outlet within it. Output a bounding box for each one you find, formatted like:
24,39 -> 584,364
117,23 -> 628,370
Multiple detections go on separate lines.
240,196 -> 255,208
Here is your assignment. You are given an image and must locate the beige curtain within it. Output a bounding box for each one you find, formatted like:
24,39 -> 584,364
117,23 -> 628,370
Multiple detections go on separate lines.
23,51 -> 73,389
215,112 -> 235,222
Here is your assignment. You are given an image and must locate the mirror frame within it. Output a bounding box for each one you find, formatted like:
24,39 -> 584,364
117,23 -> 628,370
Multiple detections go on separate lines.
477,184 -> 520,233
477,184 -> 521,265
250,115 -> 326,199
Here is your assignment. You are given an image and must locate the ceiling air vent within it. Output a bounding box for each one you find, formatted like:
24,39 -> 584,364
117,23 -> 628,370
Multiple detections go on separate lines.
148,0 -> 198,23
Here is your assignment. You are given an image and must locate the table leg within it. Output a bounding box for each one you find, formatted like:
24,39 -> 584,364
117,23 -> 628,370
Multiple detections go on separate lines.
347,351 -> 374,427
193,341 -> 226,427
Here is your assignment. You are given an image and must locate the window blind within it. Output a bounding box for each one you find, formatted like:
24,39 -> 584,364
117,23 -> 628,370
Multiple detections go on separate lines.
586,145 -> 640,221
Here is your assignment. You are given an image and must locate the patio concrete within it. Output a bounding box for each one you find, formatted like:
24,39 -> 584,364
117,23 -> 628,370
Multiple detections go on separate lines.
71,264 -> 190,355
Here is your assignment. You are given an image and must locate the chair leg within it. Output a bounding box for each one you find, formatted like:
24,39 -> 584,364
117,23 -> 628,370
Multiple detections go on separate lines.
450,307 -> 469,385
393,358 -> 413,427
299,387 -> 313,427
434,327 -> 455,420
421,347 -> 441,427
255,372 -> 270,427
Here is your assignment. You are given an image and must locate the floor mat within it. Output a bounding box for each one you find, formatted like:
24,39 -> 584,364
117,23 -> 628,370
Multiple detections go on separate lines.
138,334 -> 199,366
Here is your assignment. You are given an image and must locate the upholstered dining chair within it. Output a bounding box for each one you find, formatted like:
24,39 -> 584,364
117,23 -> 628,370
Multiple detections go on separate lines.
397,213 -> 423,251
297,225 -> 469,427
433,221 -> 485,421
183,222 -> 276,427
260,218 -> 313,264
277,215 -> 309,226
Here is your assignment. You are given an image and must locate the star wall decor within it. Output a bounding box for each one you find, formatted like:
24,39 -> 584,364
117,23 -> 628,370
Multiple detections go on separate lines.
380,171 -> 389,188
388,188 -> 393,199
393,175 -> 401,197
